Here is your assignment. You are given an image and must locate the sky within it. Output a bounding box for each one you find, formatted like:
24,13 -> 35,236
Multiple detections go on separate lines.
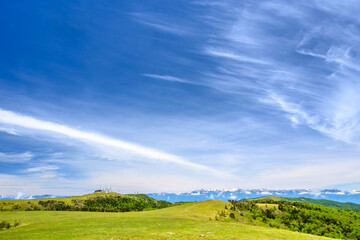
1,0 -> 360,196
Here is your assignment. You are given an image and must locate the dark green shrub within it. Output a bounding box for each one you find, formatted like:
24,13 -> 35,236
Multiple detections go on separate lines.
0,220 -> 11,229
14,220 -> 21,227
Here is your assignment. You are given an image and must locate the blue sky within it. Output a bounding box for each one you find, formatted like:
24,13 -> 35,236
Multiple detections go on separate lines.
1,0 -> 360,195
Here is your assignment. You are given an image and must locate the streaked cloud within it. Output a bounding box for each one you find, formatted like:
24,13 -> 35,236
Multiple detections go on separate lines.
2,0 -> 360,195
0,108 -> 219,174
0,152 -> 33,163
143,74 -> 193,84
205,47 -> 270,65
24,165 -> 62,179
0,127 -> 18,135
192,0 -> 360,146
26,165 -> 59,173
131,12 -> 192,36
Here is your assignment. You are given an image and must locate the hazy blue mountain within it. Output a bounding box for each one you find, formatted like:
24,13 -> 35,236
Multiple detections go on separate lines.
0,194 -> 65,200
2,189 -> 360,204
148,189 -> 360,203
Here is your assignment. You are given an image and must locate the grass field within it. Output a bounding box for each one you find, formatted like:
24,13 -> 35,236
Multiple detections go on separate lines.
0,200 -> 335,239
256,203 -> 279,209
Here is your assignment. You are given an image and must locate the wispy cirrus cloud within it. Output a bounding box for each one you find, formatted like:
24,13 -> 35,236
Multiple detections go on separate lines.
260,158 -> 360,189
142,73 -> 194,84
0,152 -> 33,163
133,0 -> 360,146
25,165 -> 62,179
187,0 -> 360,146
3,0 -> 360,195
26,165 -> 59,173
131,12 -> 192,36
204,47 -> 270,65
0,108 -> 219,174
0,127 -> 18,135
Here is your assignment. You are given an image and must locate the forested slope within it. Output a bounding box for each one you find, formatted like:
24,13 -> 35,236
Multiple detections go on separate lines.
216,199 -> 360,239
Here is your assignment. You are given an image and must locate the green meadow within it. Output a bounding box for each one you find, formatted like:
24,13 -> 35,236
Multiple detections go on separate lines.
0,200 -> 334,240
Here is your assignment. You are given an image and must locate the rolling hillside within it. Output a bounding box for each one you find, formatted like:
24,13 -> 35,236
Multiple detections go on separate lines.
241,195 -> 360,211
0,200 -> 334,239
215,198 -> 360,239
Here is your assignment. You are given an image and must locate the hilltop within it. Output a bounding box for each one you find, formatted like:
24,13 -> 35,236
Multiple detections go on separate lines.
241,195 -> 360,212
0,192 -> 171,212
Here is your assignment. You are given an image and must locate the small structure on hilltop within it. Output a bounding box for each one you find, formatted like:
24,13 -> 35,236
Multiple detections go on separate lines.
94,189 -> 103,193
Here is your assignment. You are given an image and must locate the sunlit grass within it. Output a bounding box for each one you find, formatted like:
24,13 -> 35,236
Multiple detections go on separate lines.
0,200 -> 334,239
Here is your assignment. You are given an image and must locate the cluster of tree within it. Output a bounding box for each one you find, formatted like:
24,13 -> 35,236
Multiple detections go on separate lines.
246,196 -> 360,212
216,200 -> 360,239
127,194 -> 172,209
3,195 -> 171,213
82,195 -> 171,212
0,220 -> 21,230
38,200 -> 72,211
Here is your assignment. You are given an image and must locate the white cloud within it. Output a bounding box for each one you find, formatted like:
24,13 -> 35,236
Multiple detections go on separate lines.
24,165 -> 62,179
0,173 -> 87,196
0,127 -> 18,135
260,159 -> 360,189
143,74 -> 193,84
3,1 -> 360,195
324,191 -> 345,195
205,47 -> 269,65
26,165 -> 59,173
131,12 -> 191,36
260,191 -> 271,195
194,0 -> 360,147
15,191 -> 25,199
298,191 -> 310,195
192,1 -> 228,7
0,152 -> 33,163
0,108 -> 219,174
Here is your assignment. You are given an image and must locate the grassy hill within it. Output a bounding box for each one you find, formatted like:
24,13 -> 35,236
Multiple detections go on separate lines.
0,200 -> 334,239
0,192 -> 171,212
241,195 -> 360,211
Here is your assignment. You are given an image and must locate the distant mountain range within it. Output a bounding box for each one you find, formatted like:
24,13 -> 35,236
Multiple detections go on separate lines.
0,194 -> 65,200
2,189 -> 360,203
148,189 -> 360,203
